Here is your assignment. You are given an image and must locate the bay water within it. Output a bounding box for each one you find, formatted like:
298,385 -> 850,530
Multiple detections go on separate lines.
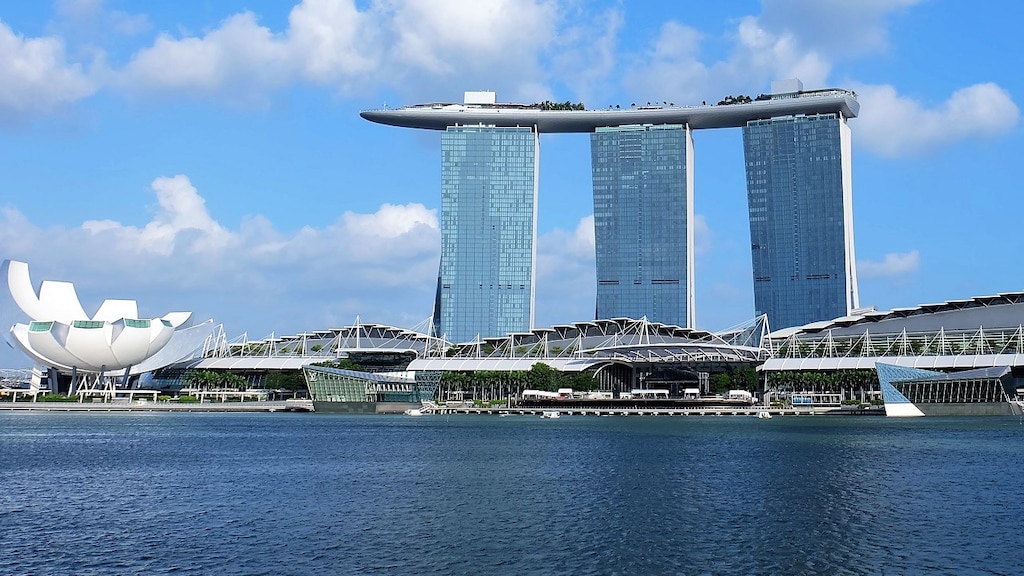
1,412 -> 1022,575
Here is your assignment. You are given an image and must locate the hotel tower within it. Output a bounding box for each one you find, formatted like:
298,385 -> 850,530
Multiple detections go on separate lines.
362,81 -> 860,339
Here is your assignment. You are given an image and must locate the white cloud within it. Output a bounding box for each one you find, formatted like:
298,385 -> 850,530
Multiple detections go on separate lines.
623,15 -> 832,106
854,83 -> 1020,158
549,7 -> 623,105
105,0 -> 927,108
287,0 -> 379,83
758,0 -> 921,60
112,0 -> 562,102
0,20 -> 96,123
619,0 -> 922,112
6,0 -> 1022,163
621,21 -> 710,104
387,0 -> 557,76
117,12 -> 292,102
82,175 -> 231,256
341,203 -> 437,239
535,216 -> 596,326
731,16 -> 831,89
858,250 -> 920,279
622,7 -> 1020,159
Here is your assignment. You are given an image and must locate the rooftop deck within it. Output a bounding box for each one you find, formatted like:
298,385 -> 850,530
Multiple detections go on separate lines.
361,90 -> 859,133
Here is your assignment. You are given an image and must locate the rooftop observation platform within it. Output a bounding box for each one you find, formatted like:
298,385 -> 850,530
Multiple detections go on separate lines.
360,88 -> 859,133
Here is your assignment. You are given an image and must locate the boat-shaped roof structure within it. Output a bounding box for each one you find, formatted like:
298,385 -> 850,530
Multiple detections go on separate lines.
361,89 -> 859,133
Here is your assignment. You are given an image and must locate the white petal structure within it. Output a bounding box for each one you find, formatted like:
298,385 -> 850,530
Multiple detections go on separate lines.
2,259 -> 215,374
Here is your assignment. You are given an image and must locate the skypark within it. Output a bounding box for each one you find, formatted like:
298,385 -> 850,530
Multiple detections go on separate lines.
360,88 -> 859,133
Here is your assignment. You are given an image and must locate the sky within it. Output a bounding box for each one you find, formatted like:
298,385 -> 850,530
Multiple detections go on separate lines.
1,0 -> 1022,367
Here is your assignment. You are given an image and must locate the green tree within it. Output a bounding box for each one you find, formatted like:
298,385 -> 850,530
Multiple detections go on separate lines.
184,369 -> 248,391
716,94 -> 753,105
266,370 -> 307,391
730,366 -> 758,391
312,358 -> 364,371
527,362 -> 558,391
709,372 -> 731,395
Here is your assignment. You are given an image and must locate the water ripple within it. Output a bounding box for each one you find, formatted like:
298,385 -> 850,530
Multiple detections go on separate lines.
2,412 -> 1022,575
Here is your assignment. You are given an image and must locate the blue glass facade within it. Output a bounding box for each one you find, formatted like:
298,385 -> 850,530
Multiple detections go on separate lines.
591,124 -> 694,327
437,126 -> 538,343
743,113 -> 859,330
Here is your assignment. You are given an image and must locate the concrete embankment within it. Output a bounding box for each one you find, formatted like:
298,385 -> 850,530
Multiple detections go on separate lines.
0,400 -> 314,412
424,406 -> 859,417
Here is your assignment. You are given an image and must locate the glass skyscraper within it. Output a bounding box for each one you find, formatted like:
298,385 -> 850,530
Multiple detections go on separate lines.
590,124 -> 695,327
743,113 -> 859,330
436,126 -> 539,343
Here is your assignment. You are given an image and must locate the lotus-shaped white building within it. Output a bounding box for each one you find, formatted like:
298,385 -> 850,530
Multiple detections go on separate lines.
2,259 -> 215,380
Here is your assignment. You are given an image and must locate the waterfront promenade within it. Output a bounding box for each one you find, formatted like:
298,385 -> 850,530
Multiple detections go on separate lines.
0,399 -> 314,412
419,405 -> 869,417
0,400 -> 878,416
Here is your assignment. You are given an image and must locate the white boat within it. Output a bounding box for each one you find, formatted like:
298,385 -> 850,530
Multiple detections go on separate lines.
404,408 -> 423,416
757,410 -> 773,419
540,410 -> 560,419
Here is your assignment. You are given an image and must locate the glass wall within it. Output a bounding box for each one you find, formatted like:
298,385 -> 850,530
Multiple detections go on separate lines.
591,124 -> 692,327
303,366 -> 440,403
743,113 -> 856,329
438,126 -> 538,343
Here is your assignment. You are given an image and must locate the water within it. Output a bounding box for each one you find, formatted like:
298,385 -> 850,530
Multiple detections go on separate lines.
1,412 -> 1022,575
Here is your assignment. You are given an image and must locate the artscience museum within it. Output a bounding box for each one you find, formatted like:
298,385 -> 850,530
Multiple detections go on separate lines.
1,259 -> 215,398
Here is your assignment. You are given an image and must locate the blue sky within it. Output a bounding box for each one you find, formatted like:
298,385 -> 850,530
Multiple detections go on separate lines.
1,0 -> 1022,367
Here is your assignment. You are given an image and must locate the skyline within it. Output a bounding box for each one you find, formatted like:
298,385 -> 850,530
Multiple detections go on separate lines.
1,0 -> 1022,367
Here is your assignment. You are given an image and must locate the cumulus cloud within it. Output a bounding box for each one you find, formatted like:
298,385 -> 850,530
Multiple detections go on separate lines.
854,83 -> 1020,158
534,216 -> 596,326
0,20 -> 96,123
621,21 -> 710,104
82,175 -> 231,256
858,250 -> 920,279
620,0 -> 921,111
386,0 -> 557,77
622,5 -> 1019,159
3,1 -> 559,119
341,203 -> 438,239
112,0 -> 561,102
287,0 -> 379,82
730,16 -> 831,88
758,0 -> 921,60
117,12 -> 292,102
623,13 -> 833,106
0,176 -> 441,352
548,7 -> 623,105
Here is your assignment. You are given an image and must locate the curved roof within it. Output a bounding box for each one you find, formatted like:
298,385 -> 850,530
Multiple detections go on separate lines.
763,354 -> 1024,372
361,90 -> 859,133
185,316 -> 769,372
769,292 -> 1024,339
186,319 -> 445,371
761,292 -> 1024,373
